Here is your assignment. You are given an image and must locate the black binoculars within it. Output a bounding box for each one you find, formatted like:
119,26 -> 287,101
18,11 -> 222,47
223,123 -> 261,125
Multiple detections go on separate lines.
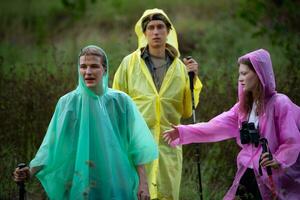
240,121 -> 260,147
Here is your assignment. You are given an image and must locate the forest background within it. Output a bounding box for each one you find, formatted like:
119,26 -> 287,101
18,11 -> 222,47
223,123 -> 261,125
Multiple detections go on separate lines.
1,0 -> 299,199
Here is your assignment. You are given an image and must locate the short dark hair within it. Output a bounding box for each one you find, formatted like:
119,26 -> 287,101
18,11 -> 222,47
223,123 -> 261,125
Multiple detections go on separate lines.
79,47 -> 107,70
141,13 -> 172,32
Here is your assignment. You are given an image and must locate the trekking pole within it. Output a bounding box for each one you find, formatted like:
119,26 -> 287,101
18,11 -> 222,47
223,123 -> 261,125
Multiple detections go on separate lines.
17,163 -> 27,200
259,138 -> 277,200
186,56 -> 203,200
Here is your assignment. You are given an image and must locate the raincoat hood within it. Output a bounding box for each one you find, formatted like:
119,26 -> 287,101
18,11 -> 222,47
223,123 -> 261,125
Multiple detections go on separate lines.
238,49 -> 276,100
135,8 -> 180,57
78,45 -> 109,97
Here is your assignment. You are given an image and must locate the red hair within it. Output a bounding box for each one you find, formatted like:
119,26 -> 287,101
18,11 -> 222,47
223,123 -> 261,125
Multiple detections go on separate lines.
239,59 -> 264,117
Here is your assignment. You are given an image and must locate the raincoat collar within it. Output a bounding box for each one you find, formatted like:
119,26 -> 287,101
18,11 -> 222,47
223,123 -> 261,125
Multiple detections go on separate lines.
135,8 -> 180,58
238,49 -> 277,101
77,45 -> 109,98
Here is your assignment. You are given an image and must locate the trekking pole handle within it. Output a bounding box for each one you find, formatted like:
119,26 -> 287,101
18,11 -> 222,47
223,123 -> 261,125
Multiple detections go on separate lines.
260,138 -> 273,176
185,56 -> 195,91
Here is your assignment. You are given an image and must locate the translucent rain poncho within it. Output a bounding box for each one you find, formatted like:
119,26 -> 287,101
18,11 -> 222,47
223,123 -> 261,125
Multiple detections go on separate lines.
30,45 -> 158,200
113,8 -> 203,200
172,49 -> 300,200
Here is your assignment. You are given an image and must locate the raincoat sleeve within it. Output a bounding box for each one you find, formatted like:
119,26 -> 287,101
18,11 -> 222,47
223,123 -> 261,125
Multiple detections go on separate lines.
29,94 -> 78,197
30,95 -> 77,169
125,94 -> 158,165
272,95 -> 300,168
29,99 -> 62,168
112,57 -> 129,93
182,72 -> 203,118
173,103 -> 239,146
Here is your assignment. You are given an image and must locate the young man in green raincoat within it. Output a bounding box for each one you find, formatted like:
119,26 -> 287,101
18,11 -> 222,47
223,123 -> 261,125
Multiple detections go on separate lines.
14,45 -> 158,200
113,9 -> 202,200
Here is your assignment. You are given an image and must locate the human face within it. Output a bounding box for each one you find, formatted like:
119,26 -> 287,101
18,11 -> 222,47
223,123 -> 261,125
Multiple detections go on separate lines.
79,55 -> 105,92
239,63 -> 260,93
144,20 -> 169,49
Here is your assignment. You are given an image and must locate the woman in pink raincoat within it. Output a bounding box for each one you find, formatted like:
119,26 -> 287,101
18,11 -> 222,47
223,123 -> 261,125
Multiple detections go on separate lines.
164,49 -> 300,200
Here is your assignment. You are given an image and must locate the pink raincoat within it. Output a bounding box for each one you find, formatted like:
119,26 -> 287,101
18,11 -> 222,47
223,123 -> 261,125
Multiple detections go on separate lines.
173,49 -> 300,199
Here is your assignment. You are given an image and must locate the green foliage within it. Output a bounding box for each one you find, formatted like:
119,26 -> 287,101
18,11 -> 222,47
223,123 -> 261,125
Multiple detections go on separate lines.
181,141 -> 238,199
238,0 -> 300,100
1,0 -> 299,199
0,52 -> 76,198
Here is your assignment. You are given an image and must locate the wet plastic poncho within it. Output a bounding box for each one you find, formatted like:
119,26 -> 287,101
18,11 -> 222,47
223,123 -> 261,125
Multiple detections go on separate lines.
173,49 -> 300,200
30,45 -> 158,200
113,8 -> 202,200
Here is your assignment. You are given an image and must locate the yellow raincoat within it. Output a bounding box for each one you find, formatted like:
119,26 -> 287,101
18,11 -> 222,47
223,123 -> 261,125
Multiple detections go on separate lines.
113,8 -> 202,200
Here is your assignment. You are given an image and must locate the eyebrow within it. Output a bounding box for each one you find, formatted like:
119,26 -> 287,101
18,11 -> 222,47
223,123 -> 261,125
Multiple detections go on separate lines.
80,63 -> 102,67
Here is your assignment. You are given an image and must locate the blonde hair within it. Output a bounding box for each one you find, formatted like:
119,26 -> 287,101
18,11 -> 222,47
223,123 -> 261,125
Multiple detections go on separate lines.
80,47 -> 107,70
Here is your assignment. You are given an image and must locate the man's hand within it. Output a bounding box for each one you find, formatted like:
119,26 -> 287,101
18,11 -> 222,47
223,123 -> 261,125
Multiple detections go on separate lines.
13,166 -> 30,182
163,124 -> 179,145
137,165 -> 150,200
183,57 -> 199,76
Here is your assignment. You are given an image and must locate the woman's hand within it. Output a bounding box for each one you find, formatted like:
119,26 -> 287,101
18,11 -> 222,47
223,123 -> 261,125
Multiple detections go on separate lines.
260,152 -> 280,169
163,125 -> 180,145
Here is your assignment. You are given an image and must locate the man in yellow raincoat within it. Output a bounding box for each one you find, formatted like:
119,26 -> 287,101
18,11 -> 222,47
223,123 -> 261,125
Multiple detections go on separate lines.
113,9 -> 202,200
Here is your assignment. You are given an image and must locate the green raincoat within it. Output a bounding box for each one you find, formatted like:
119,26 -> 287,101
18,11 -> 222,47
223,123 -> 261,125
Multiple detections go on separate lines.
30,45 -> 158,200
113,9 -> 202,200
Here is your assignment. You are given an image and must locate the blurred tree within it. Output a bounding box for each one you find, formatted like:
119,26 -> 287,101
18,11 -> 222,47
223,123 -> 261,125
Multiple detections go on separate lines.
61,0 -> 97,16
238,0 -> 300,101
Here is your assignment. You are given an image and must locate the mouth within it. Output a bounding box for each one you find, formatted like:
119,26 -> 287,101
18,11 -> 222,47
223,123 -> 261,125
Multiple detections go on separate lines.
153,37 -> 161,41
85,77 -> 95,83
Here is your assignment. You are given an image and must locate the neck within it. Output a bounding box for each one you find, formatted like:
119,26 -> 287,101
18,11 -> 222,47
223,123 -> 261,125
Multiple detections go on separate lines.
90,85 -> 104,96
148,46 -> 166,59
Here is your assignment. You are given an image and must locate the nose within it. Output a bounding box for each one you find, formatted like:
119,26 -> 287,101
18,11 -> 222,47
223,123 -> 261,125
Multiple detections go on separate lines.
153,27 -> 159,34
86,66 -> 92,74
238,75 -> 243,83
